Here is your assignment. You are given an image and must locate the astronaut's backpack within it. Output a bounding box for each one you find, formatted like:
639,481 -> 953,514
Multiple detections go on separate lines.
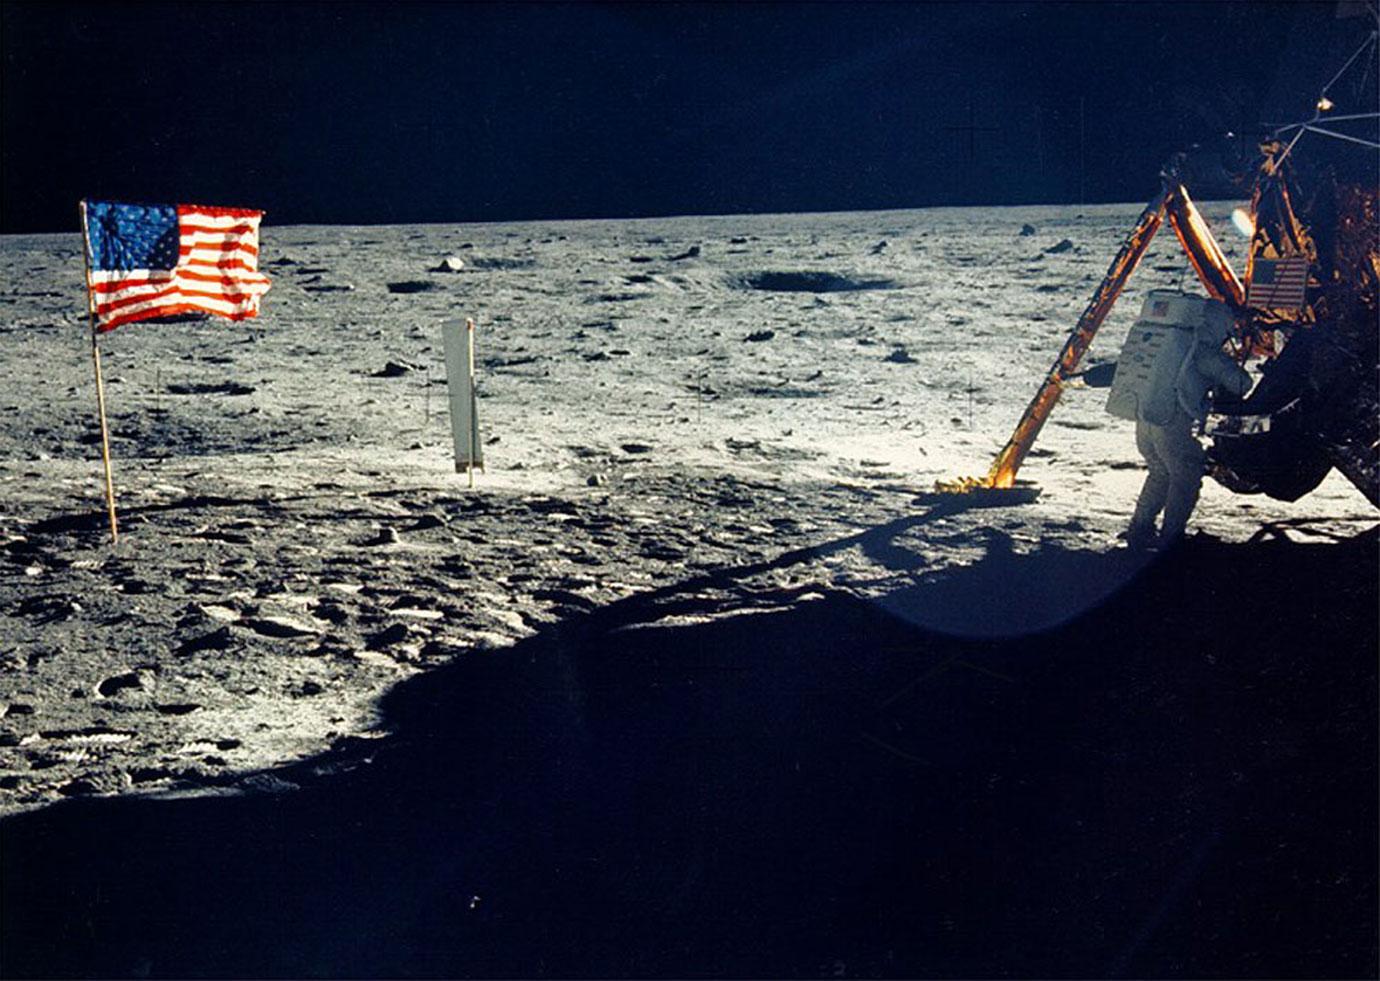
1105,290 -> 1204,423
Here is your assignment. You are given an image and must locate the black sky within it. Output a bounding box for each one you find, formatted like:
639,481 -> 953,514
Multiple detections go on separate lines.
1,2 -> 1373,232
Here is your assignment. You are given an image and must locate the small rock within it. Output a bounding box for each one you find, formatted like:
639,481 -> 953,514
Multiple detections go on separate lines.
620,443 -> 654,455
1045,238 -> 1075,254
58,778 -> 101,797
669,245 -> 700,260
244,615 -> 320,639
241,774 -> 300,794
366,623 -> 410,650
587,473 -> 607,487
420,639 -> 467,659
432,256 -> 466,272
178,625 -> 234,655
371,361 -> 413,378
870,240 -> 888,254
308,637 -> 353,659
312,602 -> 351,624
155,703 -> 202,716
96,668 -> 155,698
359,526 -> 400,547
642,543 -> 687,562
198,604 -> 240,623
391,607 -> 444,620
885,347 -> 917,364
1019,224 -> 1036,236
744,330 -> 776,343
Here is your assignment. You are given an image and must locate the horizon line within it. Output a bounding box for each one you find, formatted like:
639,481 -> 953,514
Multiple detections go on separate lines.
2,196 -> 1254,237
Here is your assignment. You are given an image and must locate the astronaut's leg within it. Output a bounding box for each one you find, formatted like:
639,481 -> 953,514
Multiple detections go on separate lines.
1156,422 -> 1206,542
1128,420 -> 1169,543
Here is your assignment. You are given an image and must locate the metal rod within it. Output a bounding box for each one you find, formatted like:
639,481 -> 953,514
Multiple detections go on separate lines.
79,201 -> 119,544
1268,111 -> 1380,129
1320,30 -> 1378,99
1302,124 -> 1380,149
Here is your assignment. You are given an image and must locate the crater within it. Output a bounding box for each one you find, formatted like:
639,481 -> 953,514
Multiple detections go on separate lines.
738,271 -> 899,293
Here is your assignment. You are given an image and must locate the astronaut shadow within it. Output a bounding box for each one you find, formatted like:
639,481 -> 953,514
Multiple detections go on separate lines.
862,523 -> 1166,638
0,527 -> 1375,979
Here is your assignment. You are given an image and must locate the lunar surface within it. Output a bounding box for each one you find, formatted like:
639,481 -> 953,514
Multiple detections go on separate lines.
1,203 -> 1375,977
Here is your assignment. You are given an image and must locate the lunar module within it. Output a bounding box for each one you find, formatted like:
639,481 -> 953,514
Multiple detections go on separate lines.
942,19 -> 1379,509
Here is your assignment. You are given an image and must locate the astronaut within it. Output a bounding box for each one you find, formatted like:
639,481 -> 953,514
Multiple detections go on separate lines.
1126,301 -> 1252,548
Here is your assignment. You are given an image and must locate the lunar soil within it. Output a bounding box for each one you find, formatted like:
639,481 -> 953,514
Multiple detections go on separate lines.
0,204 -> 1374,977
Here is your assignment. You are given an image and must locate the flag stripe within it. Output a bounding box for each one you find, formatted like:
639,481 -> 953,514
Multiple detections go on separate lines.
176,205 -> 261,222
179,223 -> 259,236
94,287 -> 179,310
96,289 -> 263,319
95,287 -> 183,315
89,272 -> 176,290
84,200 -> 271,331
178,269 -> 270,288
101,301 -> 261,332
183,258 -> 266,273
178,242 -> 259,257
95,283 -> 267,316
91,273 -> 266,293
90,269 -> 267,291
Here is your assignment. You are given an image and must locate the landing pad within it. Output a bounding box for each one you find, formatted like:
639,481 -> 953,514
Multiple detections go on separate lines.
914,481 -> 1043,509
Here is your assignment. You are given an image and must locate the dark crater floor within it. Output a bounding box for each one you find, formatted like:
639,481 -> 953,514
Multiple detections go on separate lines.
739,270 -> 901,293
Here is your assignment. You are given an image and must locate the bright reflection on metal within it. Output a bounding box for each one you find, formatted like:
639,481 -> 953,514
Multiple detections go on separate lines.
1231,207 -> 1255,237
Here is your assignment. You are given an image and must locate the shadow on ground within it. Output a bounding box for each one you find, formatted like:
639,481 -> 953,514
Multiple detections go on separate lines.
2,526 -> 1376,978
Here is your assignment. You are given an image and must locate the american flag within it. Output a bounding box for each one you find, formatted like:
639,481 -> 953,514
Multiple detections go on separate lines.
1246,255 -> 1310,312
82,201 -> 271,332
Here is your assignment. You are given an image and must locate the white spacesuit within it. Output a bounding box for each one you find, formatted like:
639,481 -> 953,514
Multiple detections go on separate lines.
1127,301 -> 1252,546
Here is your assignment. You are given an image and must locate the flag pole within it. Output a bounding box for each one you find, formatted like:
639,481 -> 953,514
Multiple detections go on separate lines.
79,201 -> 119,544
466,317 -> 477,489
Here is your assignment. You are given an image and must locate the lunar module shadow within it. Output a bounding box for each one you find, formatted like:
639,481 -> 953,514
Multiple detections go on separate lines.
1,525 -> 1375,979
